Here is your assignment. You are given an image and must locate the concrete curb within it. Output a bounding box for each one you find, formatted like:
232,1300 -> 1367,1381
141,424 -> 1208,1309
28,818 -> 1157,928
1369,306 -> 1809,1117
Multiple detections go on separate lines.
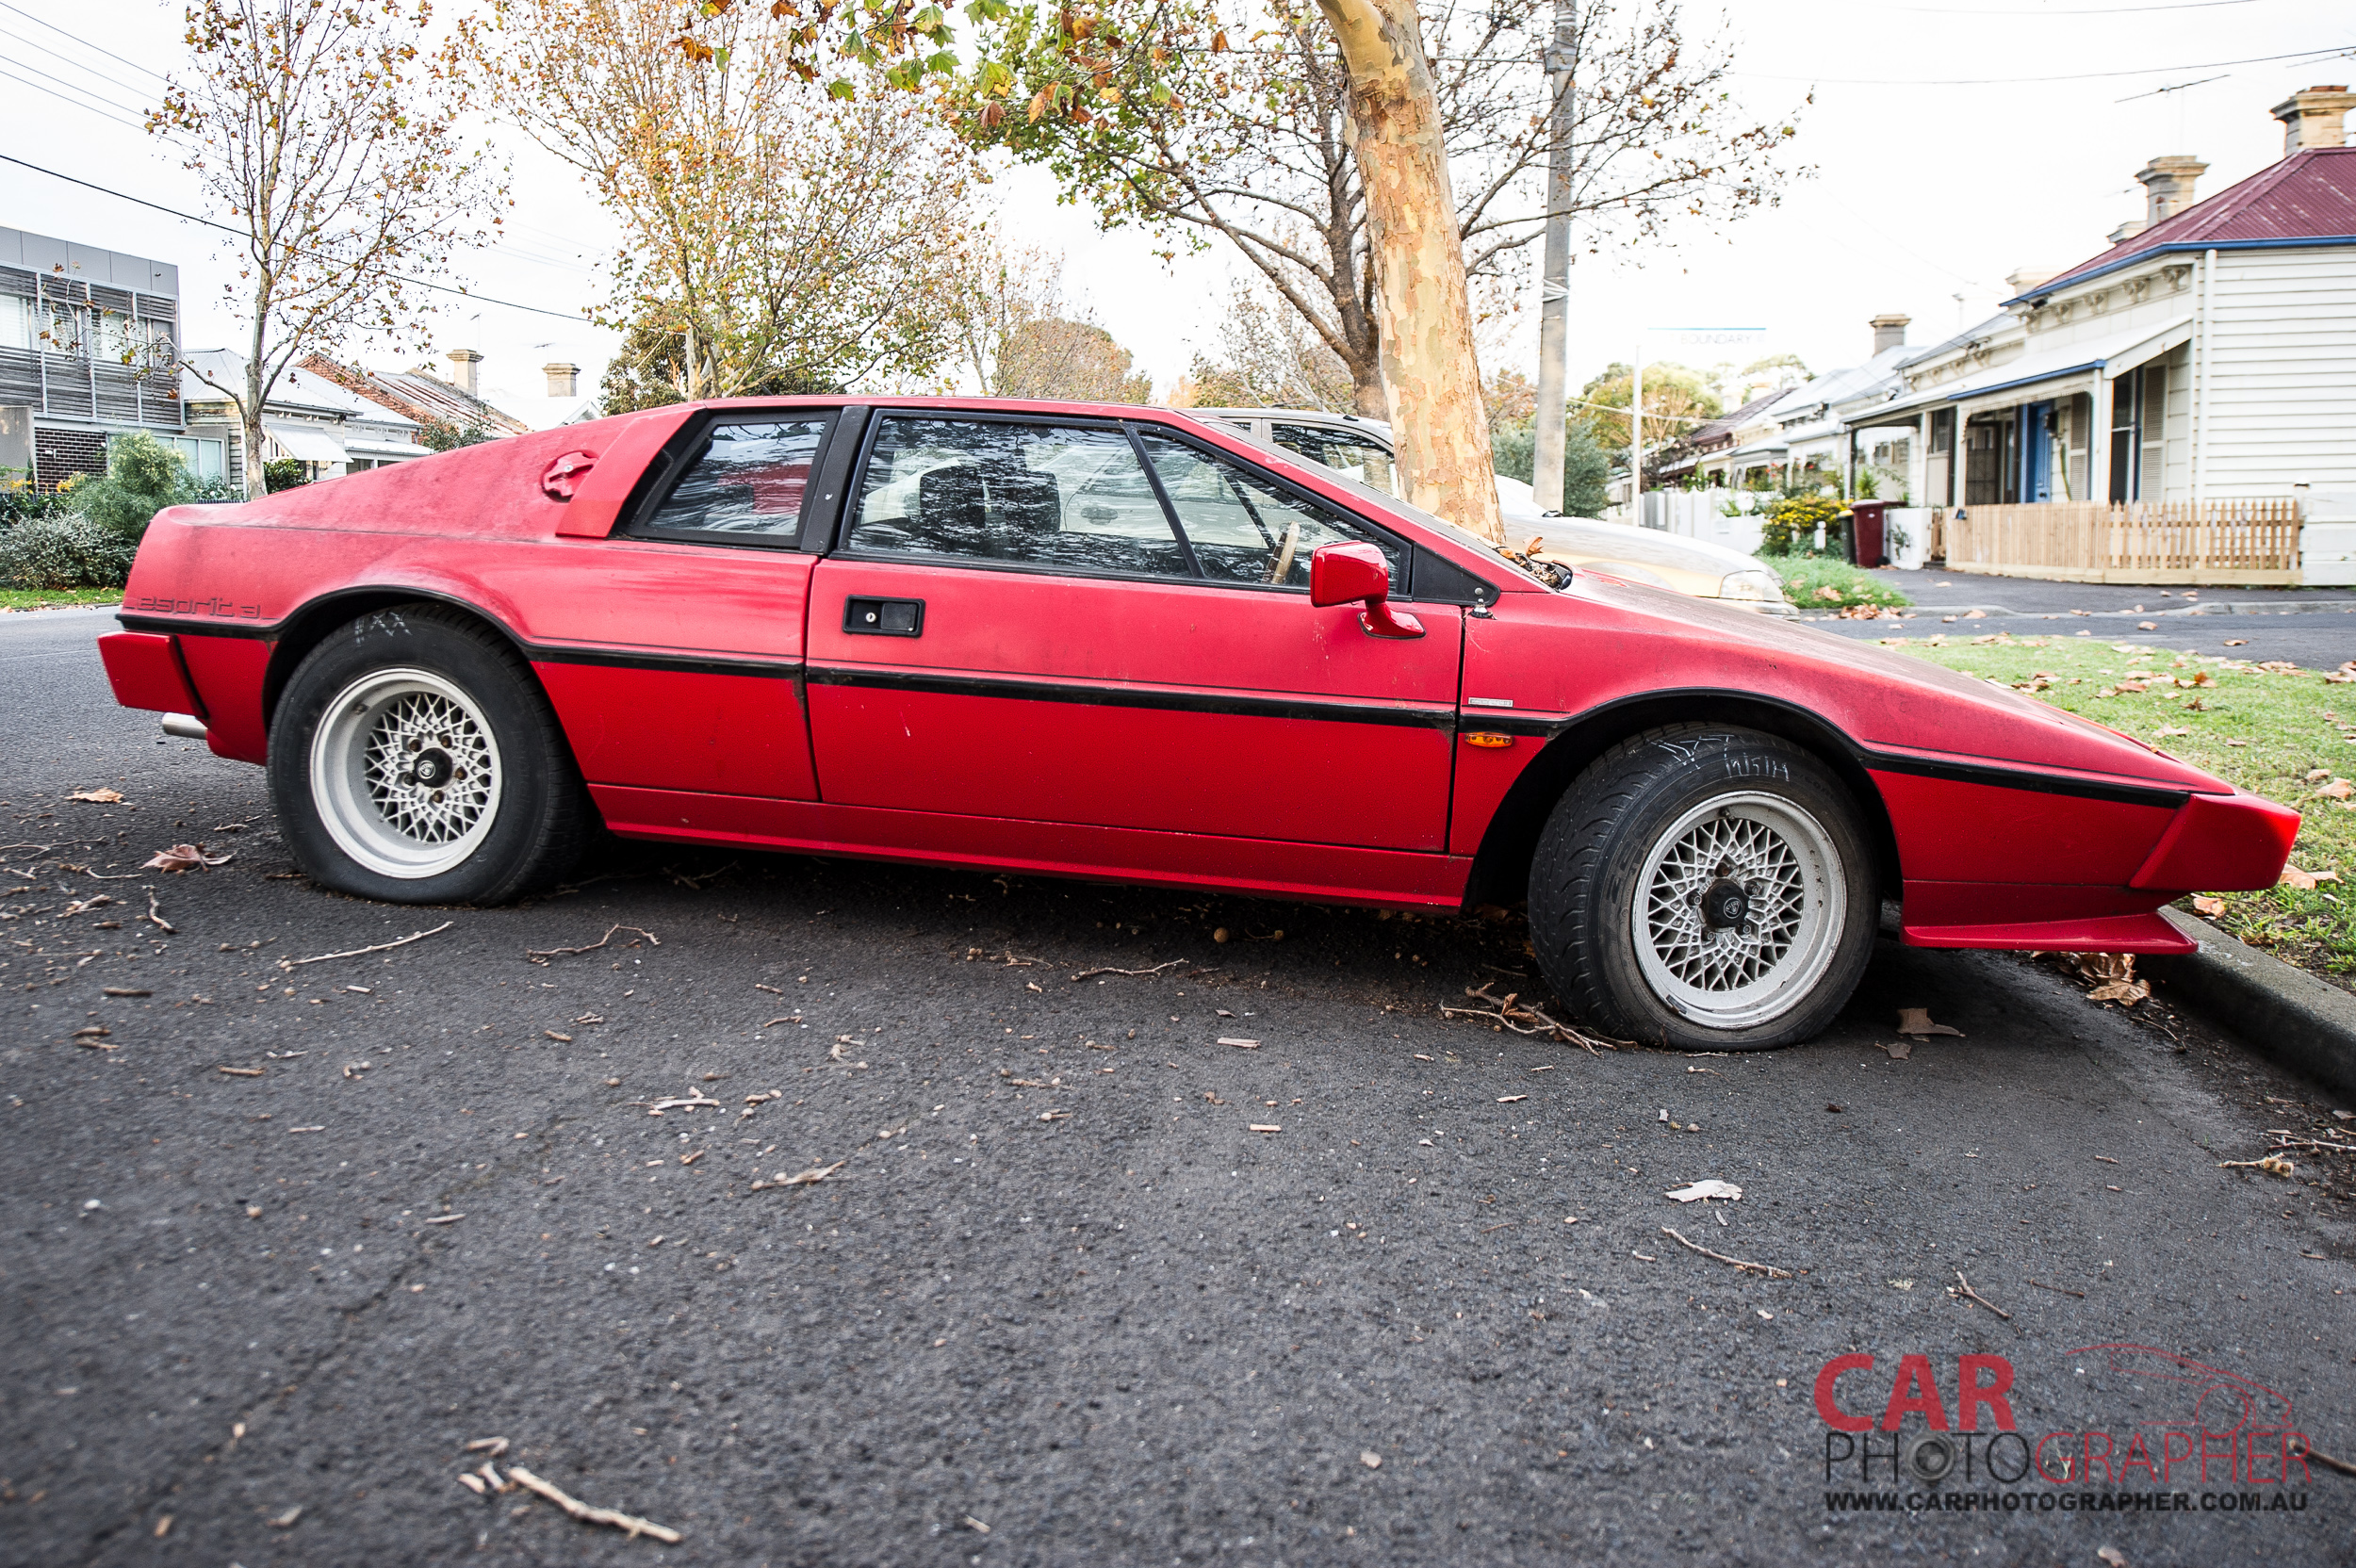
2144,907 -> 2356,1099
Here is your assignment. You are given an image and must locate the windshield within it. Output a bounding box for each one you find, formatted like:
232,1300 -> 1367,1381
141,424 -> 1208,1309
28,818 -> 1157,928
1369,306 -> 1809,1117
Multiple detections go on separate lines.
1192,420 -> 1566,591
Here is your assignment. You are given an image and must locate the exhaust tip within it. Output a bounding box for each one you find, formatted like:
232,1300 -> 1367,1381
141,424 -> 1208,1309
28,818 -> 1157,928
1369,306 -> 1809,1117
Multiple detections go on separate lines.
160,713 -> 209,740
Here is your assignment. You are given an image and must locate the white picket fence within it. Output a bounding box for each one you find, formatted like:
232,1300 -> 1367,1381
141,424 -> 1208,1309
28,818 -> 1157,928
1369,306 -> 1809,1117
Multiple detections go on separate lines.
1631,489 -> 1765,555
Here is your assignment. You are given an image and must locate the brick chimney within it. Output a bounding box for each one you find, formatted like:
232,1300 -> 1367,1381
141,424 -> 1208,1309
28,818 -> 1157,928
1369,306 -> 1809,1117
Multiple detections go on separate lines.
446,348 -> 483,398
2135,155 -> 2208,227
543,362 -> 580,398
1869,313 -> 1910,355
2273,85 -> 2356,155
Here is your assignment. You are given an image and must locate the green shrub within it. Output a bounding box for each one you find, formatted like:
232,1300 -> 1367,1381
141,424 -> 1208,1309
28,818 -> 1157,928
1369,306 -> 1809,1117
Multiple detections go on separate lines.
1492,418 -> 1611,516
1759,493 -> 1848,555
0,514 -> 141,589
1,483 -> 74,527
70,432 -> 199,539
264,458 -> 311,493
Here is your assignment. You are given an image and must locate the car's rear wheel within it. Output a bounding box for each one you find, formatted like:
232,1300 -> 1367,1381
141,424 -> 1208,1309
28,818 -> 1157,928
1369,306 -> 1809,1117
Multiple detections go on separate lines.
270,605 -> 590,904
1529,725 -> 1874,1049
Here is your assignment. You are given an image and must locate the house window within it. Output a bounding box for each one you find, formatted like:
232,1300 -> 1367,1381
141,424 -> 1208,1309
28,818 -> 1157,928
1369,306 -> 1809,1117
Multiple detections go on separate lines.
2107,364 -> 2167,502
0,295 -> 32,351
130,433 -> 224,481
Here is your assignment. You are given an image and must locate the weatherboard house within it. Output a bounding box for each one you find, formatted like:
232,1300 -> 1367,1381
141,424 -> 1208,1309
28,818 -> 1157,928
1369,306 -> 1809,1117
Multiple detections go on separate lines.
1840,85 -> 2356,580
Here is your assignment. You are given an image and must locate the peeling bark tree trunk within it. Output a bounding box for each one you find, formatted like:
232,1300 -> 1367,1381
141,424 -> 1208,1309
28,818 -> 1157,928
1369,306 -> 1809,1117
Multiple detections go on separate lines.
1312,0 -> 1502,544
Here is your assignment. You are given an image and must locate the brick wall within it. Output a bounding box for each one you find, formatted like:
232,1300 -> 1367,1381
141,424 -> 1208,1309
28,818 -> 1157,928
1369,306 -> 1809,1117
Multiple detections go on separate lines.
35,426 -> 106,490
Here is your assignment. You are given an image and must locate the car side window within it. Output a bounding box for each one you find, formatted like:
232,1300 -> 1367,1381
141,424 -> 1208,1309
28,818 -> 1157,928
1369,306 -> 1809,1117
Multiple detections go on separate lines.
1137,433 -> 1402,592
845,417 -> 1193,580
1270,422 -> 1396,497
641,418 -> 830,540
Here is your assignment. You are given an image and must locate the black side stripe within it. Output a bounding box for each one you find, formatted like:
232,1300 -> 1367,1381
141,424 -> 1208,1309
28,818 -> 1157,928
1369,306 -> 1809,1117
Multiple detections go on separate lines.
118,610 -> 2197,807
1856,750 -> 2187,809
806,664 -> 1460,732
527,645 -> 803,680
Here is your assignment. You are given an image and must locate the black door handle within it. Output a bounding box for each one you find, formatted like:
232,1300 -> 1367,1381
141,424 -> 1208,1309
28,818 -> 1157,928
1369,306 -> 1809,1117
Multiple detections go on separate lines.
843,597 -> 924,637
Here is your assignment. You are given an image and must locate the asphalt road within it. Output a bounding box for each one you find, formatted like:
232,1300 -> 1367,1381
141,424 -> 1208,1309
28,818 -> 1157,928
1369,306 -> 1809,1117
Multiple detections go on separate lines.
5,605 -> 2355,1568
1802,574 -> 2356,670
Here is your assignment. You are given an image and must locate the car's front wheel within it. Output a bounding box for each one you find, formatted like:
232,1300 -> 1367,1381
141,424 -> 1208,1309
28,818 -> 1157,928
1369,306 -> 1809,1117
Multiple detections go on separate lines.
1529,725 -> 1875,1049
269,605 -> 590,904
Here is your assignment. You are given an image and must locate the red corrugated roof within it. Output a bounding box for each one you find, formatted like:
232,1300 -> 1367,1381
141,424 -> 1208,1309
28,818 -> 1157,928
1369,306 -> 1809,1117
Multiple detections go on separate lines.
2035,146 -> 2356,295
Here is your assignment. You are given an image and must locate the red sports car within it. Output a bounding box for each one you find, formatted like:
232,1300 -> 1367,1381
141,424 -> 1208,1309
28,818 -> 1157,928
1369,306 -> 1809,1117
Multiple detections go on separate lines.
97,398 -> 2297,1048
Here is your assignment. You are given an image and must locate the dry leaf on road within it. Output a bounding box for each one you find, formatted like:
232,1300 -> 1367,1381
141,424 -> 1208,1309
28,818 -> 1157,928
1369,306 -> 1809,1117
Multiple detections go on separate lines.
143,843 -> 232,874
1894,1008 -> 1963,1037
67,789 -> 124,804
2192,895 -> 2227,917
2280,865 -> 2339,891
1664,1180 -> 1742,1202
1875,1039 -> 1913,1060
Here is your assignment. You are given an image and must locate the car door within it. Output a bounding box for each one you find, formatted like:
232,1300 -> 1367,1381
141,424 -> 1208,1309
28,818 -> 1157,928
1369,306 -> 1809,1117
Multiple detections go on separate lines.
532,412 -> 836,802
804,413 -> 1462,852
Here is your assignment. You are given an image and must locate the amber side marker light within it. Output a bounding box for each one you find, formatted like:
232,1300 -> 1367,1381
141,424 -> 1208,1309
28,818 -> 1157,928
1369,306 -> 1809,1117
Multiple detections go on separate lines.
1464,732 -> 1515,749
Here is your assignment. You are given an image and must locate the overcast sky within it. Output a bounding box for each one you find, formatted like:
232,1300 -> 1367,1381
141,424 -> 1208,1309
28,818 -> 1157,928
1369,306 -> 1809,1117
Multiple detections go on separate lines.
1,0 -> 2347,417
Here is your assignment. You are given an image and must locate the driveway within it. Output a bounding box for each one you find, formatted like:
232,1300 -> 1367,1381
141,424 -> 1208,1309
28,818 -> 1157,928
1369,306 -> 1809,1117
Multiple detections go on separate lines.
4,606 -> 2353,1566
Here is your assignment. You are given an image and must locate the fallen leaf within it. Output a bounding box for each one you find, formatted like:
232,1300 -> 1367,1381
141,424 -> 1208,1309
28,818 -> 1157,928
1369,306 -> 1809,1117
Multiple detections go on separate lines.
1814,585 -> 1842,601
2156,725 -> 2191,738
1360,1450 -> 1383,1469
1497,1094 -> 1527,1103
2320,781 -> 2354,801
270,1506 -> 302,1528
544,1030 -> 573,1042
142,842 -> 233,874
2224,639 -> 2248,647
2226,738 -> 2249,747
1218,1037 -> 1261,1050
1894,1008 -> 1963,1037
2281,865 -> 2340,891
1664,1180 -> 1742,1202
1249,1123 -> 1283,1133
1874,1039 -> 1914,1060
2087,979 -> 2151,1005
2192,895 -> 2227,917
2098,1546 -> 2130,1567
2136,622 -> 2157,631
67,789 -> 124,804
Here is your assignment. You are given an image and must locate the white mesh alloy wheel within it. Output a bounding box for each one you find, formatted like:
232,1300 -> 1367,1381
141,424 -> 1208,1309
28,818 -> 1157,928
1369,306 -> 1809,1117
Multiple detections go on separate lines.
1628,791 -> 1845,1030
309,667 -> 504,879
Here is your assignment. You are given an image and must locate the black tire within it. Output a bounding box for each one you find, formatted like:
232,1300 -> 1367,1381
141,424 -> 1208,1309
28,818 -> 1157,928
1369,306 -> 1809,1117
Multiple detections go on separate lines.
268,603 -> 592,905
1528,724 -> 1875,1050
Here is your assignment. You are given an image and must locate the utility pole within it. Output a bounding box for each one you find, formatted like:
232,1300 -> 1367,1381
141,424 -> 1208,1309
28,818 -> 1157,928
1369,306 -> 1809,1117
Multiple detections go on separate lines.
1530,0 -> 1578,514
1629,338 -> 1644,524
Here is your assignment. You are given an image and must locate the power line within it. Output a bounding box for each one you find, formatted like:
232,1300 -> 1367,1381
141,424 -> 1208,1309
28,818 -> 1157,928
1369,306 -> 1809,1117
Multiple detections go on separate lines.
0,0 -> 172,84
0,63 -> 148,130
0,47 -> 153,120
0,154 -> 594,324
2115,71 -> 2229,103
1730,43 -> 2355,87
0,24 -> 159,109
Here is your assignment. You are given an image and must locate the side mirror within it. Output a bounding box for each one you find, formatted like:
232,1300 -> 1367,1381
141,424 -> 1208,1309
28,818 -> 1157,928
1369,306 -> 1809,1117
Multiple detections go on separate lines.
1308,541 -> 1424,640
